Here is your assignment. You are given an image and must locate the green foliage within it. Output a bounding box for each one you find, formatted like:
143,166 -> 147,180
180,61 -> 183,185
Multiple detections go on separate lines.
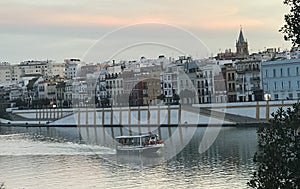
156,94 -> 165,100
14,99 -> 27,108
172,93 -> 180,102
31,99 -> 50,108
0,108 -> 10,120
280,0 -> 300,46
26,77 -> 39,91
248,104 -> 300,188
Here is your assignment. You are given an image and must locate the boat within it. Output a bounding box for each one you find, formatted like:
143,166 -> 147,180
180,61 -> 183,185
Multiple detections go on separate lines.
115,133 -> 164,154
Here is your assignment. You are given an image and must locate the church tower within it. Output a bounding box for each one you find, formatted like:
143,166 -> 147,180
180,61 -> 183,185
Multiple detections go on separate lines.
236,27 -> 249,58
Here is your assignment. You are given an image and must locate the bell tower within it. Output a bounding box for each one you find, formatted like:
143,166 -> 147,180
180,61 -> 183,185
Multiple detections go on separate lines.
236,27 -> 249,58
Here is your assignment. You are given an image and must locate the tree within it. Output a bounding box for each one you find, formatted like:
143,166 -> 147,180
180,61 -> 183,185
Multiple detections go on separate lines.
248,104 -> 300,188
156,94 -> 165,101
31,99 -> 50,108
14,99 -> 27,108
280,0 -> 300,46
172,93 -> 180,104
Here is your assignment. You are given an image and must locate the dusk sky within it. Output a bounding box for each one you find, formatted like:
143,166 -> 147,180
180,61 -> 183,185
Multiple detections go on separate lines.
0,0 -> 291,63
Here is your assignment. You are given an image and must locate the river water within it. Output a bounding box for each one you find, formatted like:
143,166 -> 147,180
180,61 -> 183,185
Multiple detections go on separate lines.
0,126 -> 257,189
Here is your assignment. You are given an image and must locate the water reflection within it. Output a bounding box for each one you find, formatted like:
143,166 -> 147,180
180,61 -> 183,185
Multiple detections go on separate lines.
0,126 -> 257,188
0,125 -> 257,166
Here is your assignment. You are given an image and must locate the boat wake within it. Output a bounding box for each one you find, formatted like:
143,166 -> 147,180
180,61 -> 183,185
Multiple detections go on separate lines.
0,133 -> 115,156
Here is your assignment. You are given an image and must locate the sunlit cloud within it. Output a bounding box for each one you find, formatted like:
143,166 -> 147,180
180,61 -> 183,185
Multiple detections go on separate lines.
0,0 -> 292,62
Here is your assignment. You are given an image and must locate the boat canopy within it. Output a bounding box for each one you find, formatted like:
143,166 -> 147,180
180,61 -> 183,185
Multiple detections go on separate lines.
115,134 -> 152,139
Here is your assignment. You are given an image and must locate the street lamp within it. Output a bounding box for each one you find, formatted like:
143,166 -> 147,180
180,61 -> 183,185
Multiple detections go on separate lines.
264,93 -> 271,101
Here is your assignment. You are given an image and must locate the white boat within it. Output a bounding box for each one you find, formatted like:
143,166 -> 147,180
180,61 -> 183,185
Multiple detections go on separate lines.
115,133 -> 164,154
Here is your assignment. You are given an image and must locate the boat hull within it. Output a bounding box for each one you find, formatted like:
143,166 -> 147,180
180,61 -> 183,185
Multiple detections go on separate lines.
116,144 -> 163,155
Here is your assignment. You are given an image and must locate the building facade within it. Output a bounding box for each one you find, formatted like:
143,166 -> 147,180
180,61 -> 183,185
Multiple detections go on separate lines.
236,59 -> 263,102
262,58 -> 300,101
18,60 -> 50,77
64,59 -> 81,80
48,62 -> 65,77
224,63 -> 237,102
0,62 -> 12,84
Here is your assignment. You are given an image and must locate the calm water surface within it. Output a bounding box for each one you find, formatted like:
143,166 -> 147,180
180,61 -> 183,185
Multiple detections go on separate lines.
0,126 -> 257,189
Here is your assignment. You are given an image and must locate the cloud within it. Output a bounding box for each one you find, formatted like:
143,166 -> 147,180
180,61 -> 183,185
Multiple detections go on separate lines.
0,0 -> 292,62
0,0 -> 285,30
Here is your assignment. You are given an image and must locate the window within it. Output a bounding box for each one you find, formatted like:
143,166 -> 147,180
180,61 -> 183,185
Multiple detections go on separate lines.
265,70 -> 268,78
297,67 -> 299,76
288,93 -> 293,100
274,82 -> 277,90
273,69 -> 276,77
298,93 -> 300,99
282,82 -> 284,89
287,68 -> 290,76
280,68 -> 283,77
289,81 -> 291,89
298,81 -> 300,89
274,94 -> 279,100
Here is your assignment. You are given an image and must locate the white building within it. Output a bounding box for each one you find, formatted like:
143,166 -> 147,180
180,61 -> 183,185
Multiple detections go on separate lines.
160,63 -> 184,104
235,59 -> 262,102
64,80 -> 73,107
9,87 -> 23,101
48,62 -> 65,77
18,60 -> 50,77
72,78 -> 87,107
11,65 -> 23,82
64,59 -> 81,80
262,58 -> 300,101
0,62 -> 12,84
199,61 -> 221,103
160,57 -> 221,104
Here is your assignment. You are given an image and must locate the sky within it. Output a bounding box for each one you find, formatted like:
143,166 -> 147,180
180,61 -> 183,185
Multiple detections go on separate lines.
0,0 -> 291,63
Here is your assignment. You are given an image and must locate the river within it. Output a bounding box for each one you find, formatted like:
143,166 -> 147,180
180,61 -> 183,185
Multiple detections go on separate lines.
0,126 -> 257,189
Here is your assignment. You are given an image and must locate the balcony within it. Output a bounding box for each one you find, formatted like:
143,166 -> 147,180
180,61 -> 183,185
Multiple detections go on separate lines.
236,78 -> 245,83
250,77 -> 260,83
251,87 -> 262,91
236,69 -> 246,74
227,77 -> 235,81
227,89 -> 236,93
